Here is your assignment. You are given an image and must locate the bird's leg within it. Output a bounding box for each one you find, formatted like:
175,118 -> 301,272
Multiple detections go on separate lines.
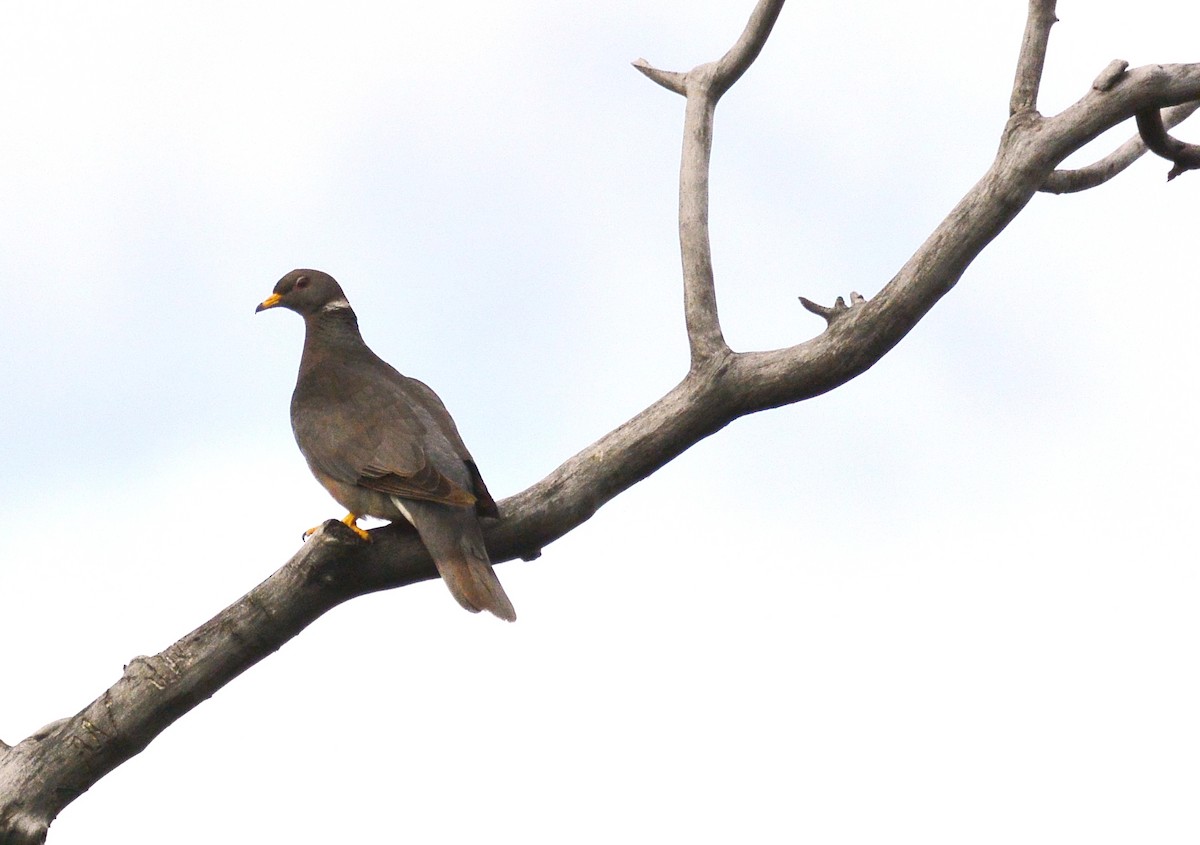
340,512 -> 371,541
302,513 -> 371,542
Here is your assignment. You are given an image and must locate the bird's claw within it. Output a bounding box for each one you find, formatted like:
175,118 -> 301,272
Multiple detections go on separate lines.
300,517 -> 371,543
340,513 -> 372,542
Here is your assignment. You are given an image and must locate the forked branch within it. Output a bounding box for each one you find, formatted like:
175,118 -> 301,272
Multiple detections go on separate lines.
1010,0 -> 1059,116
633,0 -> 787,366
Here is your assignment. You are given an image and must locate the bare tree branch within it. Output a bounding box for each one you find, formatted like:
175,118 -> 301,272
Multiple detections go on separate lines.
1042,100 -> 1200,192
675,88 -> 728,365
1010,0 -> 1058,116
1,6 -> 782,835
746,60 -> 1200,411
1136,104 -> 1200,180
3,3 -> 1200,842
630,59 -> 684,94
0,361 -> 744,843
799,293 -> 866,325
633,0 -> 786,366
710,0 -> 786,97
0,529 -> 373,845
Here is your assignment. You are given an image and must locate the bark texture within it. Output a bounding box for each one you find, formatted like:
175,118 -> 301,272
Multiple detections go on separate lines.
2,1 -> 1198,841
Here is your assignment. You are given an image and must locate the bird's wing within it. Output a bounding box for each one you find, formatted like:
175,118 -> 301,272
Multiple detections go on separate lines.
403,376 -> 499,516
357,460 -> 476,506
292,366 -> 477,508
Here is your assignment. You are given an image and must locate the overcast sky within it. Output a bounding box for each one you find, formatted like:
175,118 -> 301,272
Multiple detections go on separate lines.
2,2 -> 1198,842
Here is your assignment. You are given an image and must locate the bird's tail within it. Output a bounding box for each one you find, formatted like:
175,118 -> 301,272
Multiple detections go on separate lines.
394,497 -> 517,622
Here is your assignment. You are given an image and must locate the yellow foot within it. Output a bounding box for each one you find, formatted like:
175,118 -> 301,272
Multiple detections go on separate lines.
340,513 -> 372,541
302,514 -> 371,542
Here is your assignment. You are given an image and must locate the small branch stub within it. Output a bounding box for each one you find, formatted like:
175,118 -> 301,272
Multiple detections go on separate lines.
799,292 -> 866,324
631,58 -> 686,95
1092,59 -> 1129,92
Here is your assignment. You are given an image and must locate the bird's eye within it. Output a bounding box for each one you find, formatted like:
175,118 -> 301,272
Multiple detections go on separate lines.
295,276 -> 310,290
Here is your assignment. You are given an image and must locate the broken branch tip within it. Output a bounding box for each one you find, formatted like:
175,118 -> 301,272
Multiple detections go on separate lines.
632,59 -> 686,94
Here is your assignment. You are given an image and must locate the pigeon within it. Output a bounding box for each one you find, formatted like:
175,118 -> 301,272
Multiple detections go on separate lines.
256,269 -> 515,621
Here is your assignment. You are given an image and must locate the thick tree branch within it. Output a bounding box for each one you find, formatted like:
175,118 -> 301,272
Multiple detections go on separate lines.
1010,0 -> 1058,116
0,529 -> 375,844
0,358 -> 745,843
4,4 -> 1200,842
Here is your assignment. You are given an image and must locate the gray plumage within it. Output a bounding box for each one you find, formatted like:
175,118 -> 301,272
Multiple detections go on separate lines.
256,269 -> 515,621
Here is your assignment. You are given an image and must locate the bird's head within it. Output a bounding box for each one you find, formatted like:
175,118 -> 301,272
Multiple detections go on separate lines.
255,269 -> 350,317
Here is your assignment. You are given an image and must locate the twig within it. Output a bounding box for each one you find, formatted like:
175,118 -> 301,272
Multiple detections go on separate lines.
799,293 -> 866,325
631,59 -> 684,95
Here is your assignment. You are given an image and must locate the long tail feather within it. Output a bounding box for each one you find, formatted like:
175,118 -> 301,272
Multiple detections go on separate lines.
393,496 -> 516,621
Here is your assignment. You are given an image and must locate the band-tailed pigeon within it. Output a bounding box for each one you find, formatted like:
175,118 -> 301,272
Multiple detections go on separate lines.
256,269 -> 516,621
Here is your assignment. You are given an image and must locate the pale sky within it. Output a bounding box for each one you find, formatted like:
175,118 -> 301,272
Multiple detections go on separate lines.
2,2 -> 1198,843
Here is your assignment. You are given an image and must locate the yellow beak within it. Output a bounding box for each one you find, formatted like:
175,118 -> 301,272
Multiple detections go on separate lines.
255,292 -> 282,313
